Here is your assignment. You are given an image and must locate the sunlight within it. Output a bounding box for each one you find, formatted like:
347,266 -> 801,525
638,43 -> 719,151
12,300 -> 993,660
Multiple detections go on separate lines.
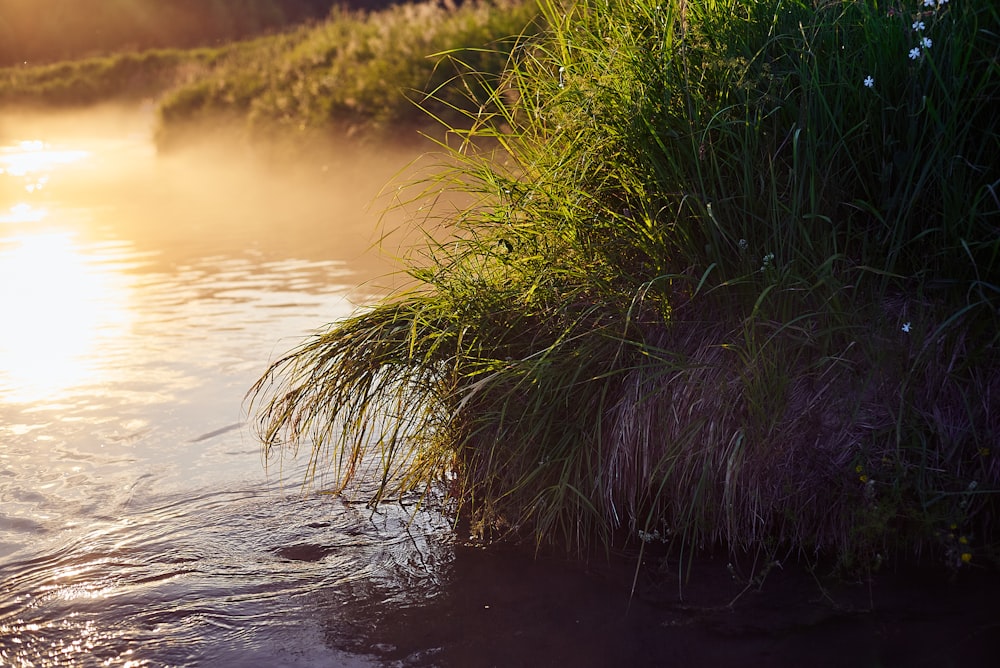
0,202 -> 48,223
0,140 -> 90,177
1,139 -> 87,223
0,231 -> 135,403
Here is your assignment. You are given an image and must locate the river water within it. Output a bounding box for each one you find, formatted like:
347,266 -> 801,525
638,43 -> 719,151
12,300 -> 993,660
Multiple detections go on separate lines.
2,107 -> 998,668
0,107 -> 459,667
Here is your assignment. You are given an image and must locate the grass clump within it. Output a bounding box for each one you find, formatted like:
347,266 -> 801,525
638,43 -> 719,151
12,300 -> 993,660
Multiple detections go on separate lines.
155,0 -> 539,148
250,0 -> 999,573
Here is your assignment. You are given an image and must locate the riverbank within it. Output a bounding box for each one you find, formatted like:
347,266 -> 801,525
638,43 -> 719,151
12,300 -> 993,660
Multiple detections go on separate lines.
249,0 -> 999,579
0,1 -> 538,151
5,0 -> 994,586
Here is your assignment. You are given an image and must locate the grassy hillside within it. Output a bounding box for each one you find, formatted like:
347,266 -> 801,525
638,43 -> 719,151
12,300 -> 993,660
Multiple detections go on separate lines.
0,1 -> 539,149
249,0 -> 999,576
155,0 -> 540,147
0,0 -> 386,67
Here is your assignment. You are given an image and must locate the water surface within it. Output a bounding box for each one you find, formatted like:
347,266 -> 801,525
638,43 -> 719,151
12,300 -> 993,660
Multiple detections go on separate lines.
0,107 -> 449,667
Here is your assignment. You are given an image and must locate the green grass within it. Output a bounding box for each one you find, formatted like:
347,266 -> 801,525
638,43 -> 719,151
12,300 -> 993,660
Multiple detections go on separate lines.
249,0 -> 995,574
154,0 -> 540,148
0,48 -> 220,106
0,1 -> 539,150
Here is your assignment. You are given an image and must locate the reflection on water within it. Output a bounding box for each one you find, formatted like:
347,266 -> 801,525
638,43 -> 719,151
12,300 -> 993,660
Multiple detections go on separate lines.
0,139 -> 88,223
0,231 -> 135,403
0,108 -> 446,666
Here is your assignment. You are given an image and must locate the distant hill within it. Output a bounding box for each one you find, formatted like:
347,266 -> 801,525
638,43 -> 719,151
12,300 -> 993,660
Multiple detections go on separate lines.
0,0 -> 403,67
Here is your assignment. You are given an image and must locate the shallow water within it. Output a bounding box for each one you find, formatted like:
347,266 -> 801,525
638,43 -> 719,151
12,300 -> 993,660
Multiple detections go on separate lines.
0,107 -> 452,666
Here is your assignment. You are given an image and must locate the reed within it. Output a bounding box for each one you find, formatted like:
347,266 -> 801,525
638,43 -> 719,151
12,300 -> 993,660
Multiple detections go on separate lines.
250,0 -> 999,572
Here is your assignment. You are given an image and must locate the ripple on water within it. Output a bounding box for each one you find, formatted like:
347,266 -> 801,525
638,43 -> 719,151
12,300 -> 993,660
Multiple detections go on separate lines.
0,480 -> 454,667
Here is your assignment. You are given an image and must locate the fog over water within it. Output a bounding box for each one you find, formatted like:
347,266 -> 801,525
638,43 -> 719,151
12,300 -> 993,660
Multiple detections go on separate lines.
0,106 -> 453,666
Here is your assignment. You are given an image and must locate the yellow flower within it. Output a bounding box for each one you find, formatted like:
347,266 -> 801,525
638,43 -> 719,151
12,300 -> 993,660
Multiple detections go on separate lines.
859,474 -> 869,483
961,553 -> 972,564
959,536 -> 968,544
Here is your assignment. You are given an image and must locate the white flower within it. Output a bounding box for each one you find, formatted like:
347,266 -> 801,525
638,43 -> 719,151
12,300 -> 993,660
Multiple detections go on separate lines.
864,75 -> 875,88
909,47 -> 921,60
921,37 -> 933,49
912,20 -> 926,30
902,322 -> 912,333
923,0 -> 935,6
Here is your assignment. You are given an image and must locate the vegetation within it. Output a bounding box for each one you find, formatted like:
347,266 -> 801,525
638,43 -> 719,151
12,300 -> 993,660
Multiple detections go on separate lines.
0,48 -> 218,106
0,1 -> 539,149
0,0 -> 353,67
155,0 -> 540,147
249,0 -> 1000,575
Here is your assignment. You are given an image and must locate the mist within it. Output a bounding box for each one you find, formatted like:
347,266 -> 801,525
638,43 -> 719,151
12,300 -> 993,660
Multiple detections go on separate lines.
0,104 -> 442,293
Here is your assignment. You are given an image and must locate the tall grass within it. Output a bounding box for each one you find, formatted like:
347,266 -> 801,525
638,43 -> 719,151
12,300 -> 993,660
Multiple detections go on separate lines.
250,0 -> 999,572
0,2 -> 538,152
155,0 -> 540,148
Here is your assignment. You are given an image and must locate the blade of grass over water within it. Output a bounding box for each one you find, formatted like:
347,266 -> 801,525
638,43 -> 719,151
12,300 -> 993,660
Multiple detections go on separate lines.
249,0 -> 999,577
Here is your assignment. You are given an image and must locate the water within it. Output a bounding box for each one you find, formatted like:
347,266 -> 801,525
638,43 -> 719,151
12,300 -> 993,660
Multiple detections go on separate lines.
0,107 -> 452,667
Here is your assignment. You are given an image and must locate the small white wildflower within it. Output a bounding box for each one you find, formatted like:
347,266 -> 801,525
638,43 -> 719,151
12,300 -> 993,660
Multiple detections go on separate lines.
638,529 -> 662,543
923,0 -> 935,6
912,20 -> 926,31
902,322 -> 912,333
921,36 -> 933,49
909,47 -> 921,60
864,75 -> 875,88
760,252 -> 775,271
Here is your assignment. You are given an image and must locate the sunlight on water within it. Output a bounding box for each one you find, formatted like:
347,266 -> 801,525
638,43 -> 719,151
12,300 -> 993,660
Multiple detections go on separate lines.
0,231 -> 135,403
0,202 -> 48,223
0,110 -> 446,667
0,140 -> 90,178
0,140 -> 89,224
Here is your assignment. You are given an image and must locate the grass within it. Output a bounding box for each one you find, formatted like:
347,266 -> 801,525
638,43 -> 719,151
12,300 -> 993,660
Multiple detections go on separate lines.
244,0 -> 995,574
154,0 -> 540,148
0,48 -> 219,106
0,1 -> 539,151
0,0 -> 336,67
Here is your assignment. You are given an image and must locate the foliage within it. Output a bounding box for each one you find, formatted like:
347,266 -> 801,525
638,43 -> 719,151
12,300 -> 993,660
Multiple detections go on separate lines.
0,1 -> 538,151
250,0 -> 999,572
0,0 -> 350,67
155,0 -> 540,147
0,48 -> 220,106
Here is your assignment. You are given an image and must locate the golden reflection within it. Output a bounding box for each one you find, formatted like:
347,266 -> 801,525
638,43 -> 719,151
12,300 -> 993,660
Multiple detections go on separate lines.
1,202 -> 48,223
0,140 -> 89,177
1,139 -> 87,224
0,232 -> 134,403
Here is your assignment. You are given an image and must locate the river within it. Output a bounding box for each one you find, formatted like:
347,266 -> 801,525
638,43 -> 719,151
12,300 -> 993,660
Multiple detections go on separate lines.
1,107 -> 997,668
0,107 -> 458,667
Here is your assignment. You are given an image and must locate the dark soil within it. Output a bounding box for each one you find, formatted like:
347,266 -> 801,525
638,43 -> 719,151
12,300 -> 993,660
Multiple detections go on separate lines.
357,544 -> 1000,667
